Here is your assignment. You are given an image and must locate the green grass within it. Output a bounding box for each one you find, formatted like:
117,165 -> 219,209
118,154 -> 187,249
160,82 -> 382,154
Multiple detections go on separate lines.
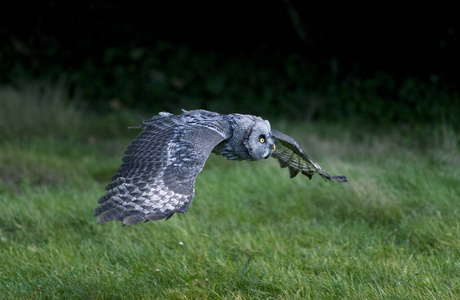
0,84 -> 459,298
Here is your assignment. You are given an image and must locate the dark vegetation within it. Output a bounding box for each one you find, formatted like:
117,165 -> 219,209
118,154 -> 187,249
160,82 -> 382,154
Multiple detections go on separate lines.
1,1 -> 459,127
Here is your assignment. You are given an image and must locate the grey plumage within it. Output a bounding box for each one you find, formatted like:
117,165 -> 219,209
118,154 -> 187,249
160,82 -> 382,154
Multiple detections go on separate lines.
94,109 -> 347,225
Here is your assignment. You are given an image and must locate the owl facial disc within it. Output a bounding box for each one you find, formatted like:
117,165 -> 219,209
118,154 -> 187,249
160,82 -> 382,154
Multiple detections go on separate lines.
246,120 -> 276,160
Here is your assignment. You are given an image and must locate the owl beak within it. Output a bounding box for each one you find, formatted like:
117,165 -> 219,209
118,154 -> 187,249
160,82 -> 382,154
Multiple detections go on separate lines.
271,144 -> 276,151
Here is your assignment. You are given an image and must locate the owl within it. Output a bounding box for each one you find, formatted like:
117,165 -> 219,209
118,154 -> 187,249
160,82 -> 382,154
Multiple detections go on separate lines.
94,109 -> 347,225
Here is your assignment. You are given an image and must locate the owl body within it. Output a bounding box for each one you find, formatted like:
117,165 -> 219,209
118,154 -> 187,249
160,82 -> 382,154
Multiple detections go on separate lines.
94,109 -> 346,225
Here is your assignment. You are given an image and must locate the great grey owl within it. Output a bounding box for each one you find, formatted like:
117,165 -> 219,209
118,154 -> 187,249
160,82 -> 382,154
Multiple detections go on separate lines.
94,109 -> 346,225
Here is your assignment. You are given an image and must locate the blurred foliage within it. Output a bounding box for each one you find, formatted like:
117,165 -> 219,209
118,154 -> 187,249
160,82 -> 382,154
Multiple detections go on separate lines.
0,80 -> 83,141
1,40 -> 459,128
0,80 -> 143,142
322,72 -> 460,126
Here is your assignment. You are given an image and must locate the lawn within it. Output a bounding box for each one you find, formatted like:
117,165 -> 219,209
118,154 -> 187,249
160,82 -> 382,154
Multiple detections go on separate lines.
0,85 -> 459,299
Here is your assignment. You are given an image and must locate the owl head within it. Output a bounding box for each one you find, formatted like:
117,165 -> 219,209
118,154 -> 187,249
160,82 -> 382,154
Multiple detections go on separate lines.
245,119 -> 276,160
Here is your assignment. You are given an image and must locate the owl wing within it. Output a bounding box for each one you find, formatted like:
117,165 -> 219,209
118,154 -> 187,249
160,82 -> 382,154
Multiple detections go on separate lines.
94,113 -> 230,225
271,129 -> 347,182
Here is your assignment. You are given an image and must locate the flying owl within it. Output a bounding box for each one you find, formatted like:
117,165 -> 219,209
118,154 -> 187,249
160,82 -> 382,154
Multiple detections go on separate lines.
94,109 -> 347,225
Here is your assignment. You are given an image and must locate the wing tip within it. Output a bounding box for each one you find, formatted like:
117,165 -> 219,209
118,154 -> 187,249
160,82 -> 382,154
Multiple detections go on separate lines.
330,175 -> 347,183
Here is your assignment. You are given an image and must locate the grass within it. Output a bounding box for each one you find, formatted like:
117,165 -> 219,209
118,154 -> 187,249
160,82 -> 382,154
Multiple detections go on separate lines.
0,83 -> 459,299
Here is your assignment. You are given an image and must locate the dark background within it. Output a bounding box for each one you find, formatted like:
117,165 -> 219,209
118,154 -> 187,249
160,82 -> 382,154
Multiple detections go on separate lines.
1,1 -> 459,125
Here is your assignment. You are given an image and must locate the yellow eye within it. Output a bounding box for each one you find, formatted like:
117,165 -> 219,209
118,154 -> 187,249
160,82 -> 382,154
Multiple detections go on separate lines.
259,137 -> 265,143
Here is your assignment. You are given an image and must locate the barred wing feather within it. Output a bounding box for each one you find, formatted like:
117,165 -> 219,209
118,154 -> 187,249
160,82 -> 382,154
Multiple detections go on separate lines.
271,129 -> 347,182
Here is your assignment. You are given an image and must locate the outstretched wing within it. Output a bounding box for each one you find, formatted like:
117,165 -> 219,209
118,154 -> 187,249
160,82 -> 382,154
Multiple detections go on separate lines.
271,129 -> 347,182
94,112 -> 230,225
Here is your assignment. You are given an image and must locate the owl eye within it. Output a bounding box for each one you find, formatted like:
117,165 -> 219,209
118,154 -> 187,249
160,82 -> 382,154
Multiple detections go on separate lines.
259,135 -> 266,143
